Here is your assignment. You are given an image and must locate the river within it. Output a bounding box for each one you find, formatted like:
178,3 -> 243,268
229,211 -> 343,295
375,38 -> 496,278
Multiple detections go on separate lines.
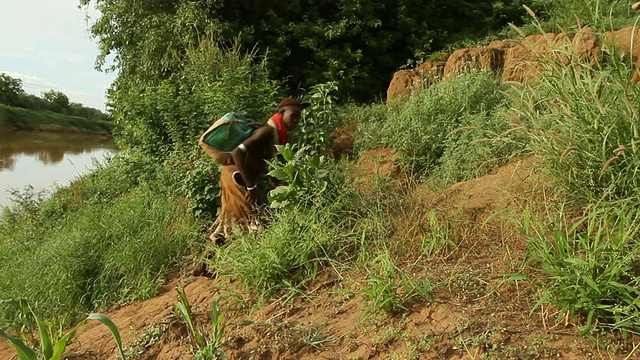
0,130 -> 119,208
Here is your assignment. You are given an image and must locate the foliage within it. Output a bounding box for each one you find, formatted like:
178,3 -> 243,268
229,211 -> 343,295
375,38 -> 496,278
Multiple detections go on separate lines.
109,37 -> 279,158
82,0 -> 539,104
0,299 -> 125,360
0,103 -> 113,133
520,203 -> 640,334
174,287 -> 230,359
267,144 -> 331,210
0,73 -> 24,106
292,81 -> 340,152
0,73 -> 108,119
169,148 -> 222,219
41,90 -> 70,113
355,71 -> 511,177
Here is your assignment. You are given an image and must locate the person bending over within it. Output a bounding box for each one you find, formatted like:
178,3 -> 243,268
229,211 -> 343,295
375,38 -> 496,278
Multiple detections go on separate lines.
193,98 -> 308,276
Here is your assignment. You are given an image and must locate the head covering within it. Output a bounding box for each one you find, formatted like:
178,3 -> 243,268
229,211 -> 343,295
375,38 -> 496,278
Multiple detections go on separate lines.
278,98 -> 310,109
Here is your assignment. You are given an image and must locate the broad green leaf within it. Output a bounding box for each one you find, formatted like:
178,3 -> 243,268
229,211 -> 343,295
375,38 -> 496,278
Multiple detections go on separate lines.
30,305 -> 53,359
0,328 -> 37,360
86,314 -> 126,360
269,186 -> 290,195
267,169 -> 288,180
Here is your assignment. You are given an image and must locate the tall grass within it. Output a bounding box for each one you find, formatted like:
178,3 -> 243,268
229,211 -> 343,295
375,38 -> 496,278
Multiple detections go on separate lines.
354,71 -> 523,186
507,20 -> 640,203
508,12 -> 640,335
0,179 -> 201,329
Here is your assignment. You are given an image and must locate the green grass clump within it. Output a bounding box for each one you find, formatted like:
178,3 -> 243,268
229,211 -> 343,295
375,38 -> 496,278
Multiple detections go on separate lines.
214,205 -> 349,298
0,186 -> 201,329
521,202 -> 640,334
355,71 -> 522,186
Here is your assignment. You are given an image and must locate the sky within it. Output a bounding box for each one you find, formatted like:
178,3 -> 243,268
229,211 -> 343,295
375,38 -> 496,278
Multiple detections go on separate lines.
0,0 -> 117,111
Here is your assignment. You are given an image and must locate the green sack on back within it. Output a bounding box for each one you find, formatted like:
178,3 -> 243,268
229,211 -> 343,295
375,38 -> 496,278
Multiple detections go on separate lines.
199,112 -> 262,164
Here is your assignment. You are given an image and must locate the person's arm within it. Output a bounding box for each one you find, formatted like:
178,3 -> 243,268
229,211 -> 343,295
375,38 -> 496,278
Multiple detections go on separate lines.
230,126 -> 274,190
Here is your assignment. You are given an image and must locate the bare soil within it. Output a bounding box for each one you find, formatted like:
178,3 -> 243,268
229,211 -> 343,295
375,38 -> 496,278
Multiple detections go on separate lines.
2,151 -> 638,360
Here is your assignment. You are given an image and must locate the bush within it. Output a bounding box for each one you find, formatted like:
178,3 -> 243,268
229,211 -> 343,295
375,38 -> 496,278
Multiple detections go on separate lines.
355,71 -> 515,180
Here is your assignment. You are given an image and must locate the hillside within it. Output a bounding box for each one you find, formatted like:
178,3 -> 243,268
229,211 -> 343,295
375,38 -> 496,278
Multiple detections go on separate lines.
8,153 -> 625,359
3,14 -> 640,360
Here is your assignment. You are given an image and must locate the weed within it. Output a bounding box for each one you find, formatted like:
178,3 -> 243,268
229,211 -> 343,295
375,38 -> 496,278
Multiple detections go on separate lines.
173,286 -> 249,359
299,324 -> 332,350
361,252 -> 432,318
123,321 -> 169,358
0,299 -> 125,360
520,202 -> 640,335
420,209 -> 458,257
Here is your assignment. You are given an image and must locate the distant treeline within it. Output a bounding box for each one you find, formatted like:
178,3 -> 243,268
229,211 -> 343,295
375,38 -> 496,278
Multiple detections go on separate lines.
0,104 -> 114,134
0,73 -> 111,121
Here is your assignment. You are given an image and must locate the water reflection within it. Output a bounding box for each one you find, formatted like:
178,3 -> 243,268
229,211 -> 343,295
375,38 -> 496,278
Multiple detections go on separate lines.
0,130 -> 119,207
0,131 -> 117,169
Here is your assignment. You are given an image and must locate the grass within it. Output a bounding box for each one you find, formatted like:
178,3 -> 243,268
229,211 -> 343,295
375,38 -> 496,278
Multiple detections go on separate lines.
0,103 -> 114,134
5,2 -> 640,355
0,159 -> 203,329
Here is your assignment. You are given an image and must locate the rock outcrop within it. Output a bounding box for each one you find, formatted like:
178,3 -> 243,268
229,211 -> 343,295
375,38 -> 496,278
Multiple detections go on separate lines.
387,26 -> 640,102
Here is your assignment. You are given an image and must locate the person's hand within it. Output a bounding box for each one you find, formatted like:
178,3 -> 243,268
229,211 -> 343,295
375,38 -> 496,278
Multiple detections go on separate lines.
245,187 -> 262,204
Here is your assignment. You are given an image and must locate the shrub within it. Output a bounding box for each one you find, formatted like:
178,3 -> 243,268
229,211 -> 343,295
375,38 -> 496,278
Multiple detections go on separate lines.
355,71 -> 513,179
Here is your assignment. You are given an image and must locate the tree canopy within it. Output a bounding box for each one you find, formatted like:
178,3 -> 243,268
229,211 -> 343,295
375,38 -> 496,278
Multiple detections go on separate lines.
81,0 -> 539,103
0,73 -> 109,120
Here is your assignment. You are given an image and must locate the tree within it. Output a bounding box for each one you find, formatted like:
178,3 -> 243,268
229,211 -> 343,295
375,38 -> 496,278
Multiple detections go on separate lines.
0,73 -> 25,106
42,90 -> 70,113
81,0 -> 539,103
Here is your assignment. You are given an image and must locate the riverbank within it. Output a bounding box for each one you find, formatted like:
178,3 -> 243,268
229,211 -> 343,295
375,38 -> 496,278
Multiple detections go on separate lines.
0,104 -> 114,135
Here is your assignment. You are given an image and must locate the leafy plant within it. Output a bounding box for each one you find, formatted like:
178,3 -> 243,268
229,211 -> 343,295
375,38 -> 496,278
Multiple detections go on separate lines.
267,144 -> 331,210
0,299 -> 125,360
174,286 -> 229,359
361,252 -> 432,318
294,81 -> 340,152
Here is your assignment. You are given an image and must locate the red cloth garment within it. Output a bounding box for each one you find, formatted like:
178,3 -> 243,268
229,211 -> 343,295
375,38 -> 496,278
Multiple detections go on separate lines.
269,113 -> 288,145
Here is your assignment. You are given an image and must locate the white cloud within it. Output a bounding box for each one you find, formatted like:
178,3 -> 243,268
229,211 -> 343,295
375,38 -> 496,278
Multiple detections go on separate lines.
0,0 -> 116,110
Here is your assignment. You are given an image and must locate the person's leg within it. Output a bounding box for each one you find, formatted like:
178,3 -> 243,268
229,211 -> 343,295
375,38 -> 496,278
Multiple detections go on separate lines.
194,165 -> 255,277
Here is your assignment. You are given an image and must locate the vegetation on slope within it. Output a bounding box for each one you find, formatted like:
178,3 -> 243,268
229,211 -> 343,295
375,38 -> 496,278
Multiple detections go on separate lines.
0,104 -> 114,133
3,1 -> 640,358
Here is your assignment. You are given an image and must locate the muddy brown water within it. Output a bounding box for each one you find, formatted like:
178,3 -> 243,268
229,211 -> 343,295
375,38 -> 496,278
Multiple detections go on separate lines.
0,130 -> 119,208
